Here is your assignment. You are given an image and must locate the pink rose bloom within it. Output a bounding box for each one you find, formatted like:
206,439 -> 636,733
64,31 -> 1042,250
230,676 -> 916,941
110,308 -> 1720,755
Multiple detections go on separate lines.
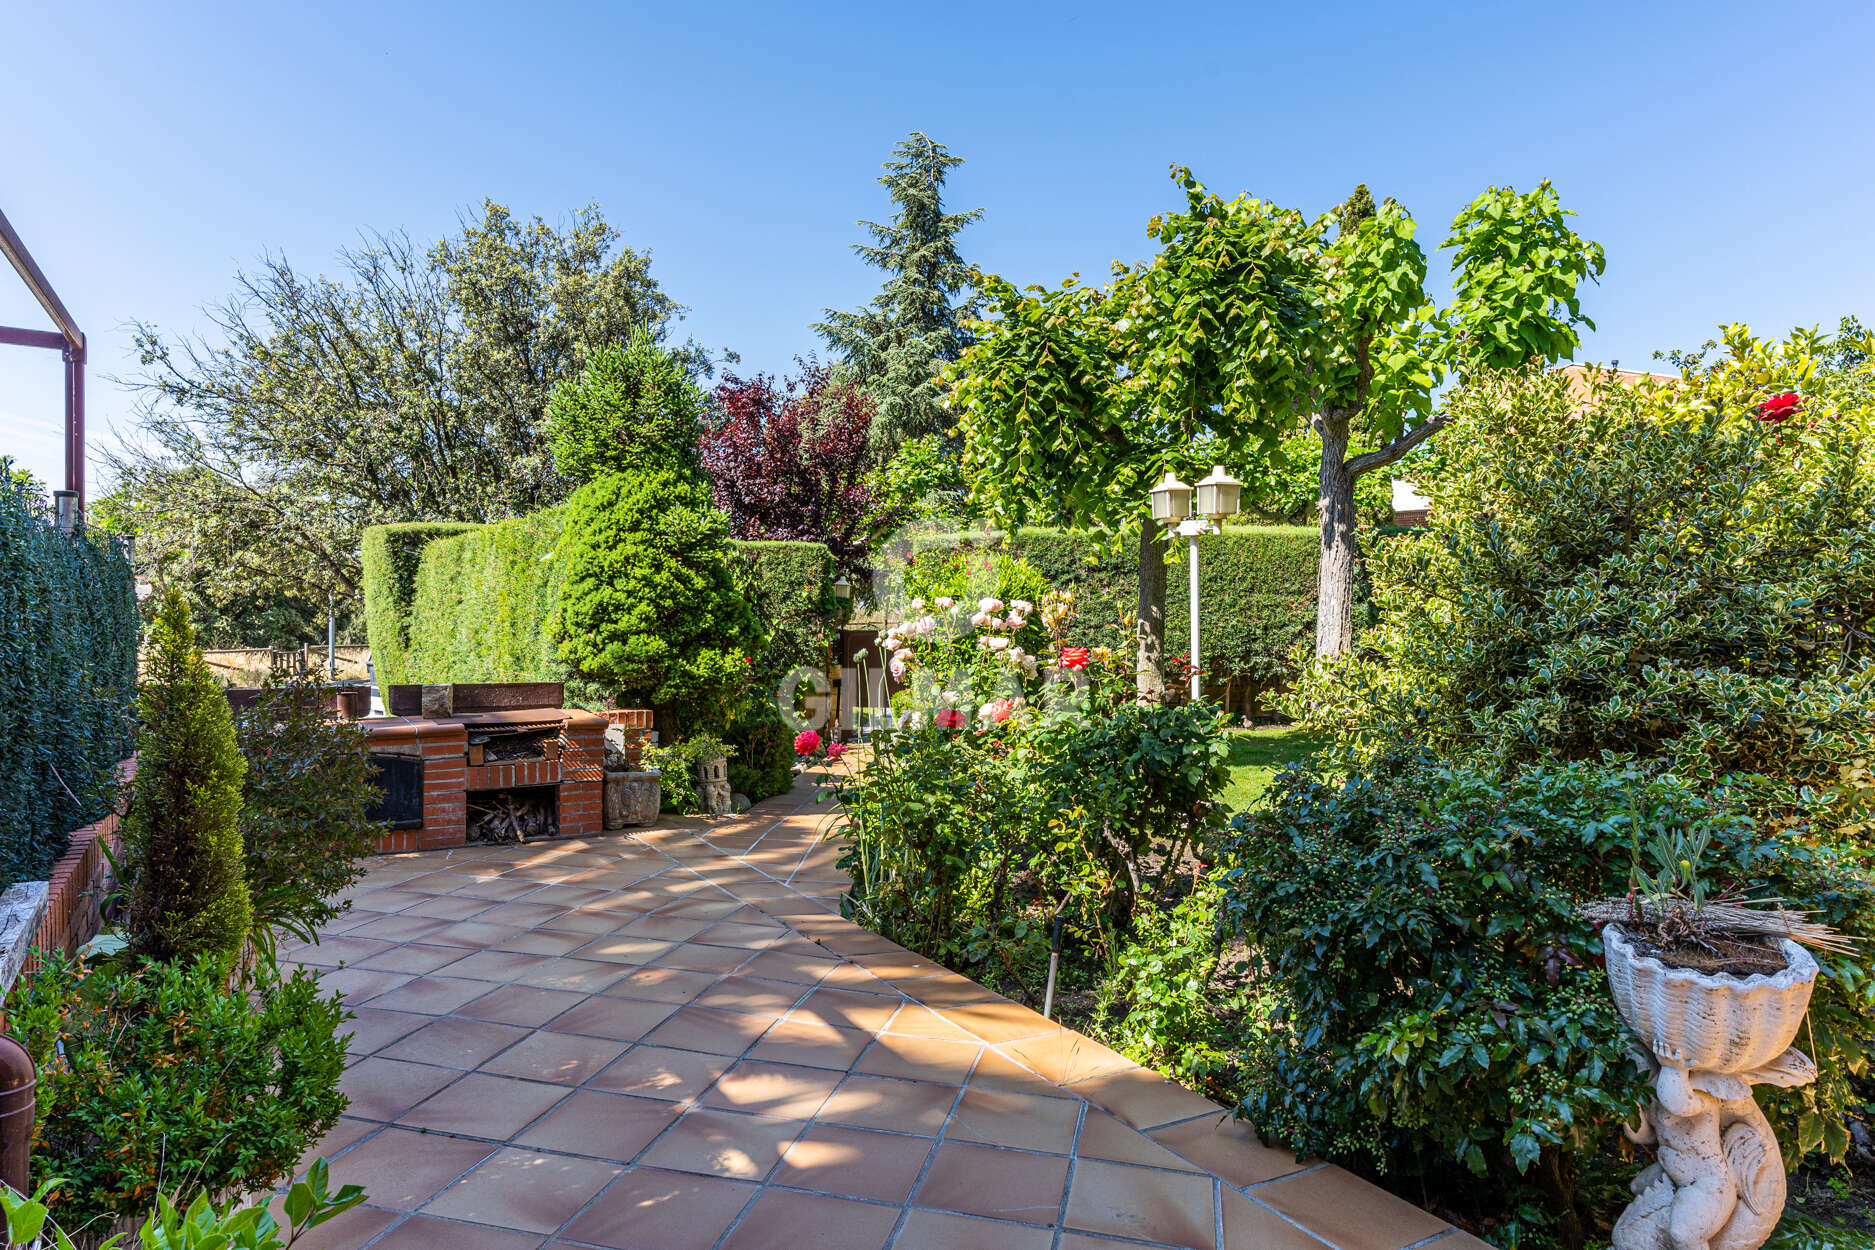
826,742 -> 848,760
794,729 -> 821,756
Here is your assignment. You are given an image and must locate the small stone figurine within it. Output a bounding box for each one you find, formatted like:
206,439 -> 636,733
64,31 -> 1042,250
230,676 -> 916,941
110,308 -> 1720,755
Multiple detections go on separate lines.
696,753 -> 732,817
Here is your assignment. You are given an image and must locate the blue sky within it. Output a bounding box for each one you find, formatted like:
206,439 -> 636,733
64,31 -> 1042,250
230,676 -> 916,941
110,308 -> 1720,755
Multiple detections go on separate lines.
4,0 -> 1871,493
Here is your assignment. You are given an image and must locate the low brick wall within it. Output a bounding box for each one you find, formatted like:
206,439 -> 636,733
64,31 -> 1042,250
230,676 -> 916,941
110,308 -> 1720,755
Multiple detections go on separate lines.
601,708 -> 653,767
27,756 -> 137,969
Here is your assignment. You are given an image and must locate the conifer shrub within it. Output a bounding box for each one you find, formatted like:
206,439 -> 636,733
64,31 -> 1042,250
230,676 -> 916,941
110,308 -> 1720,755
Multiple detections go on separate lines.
359,521 -> 481,686
122,589 -> 251,965
546,329 -> 708,485
552,470 -> 761,734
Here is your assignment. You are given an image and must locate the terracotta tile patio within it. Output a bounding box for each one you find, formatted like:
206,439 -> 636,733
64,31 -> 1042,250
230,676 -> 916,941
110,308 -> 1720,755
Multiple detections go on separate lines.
283,775 -> 1470,1250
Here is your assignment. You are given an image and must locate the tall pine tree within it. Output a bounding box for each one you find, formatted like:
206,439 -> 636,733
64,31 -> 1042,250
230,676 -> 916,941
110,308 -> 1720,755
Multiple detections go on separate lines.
816,133 -> 982,451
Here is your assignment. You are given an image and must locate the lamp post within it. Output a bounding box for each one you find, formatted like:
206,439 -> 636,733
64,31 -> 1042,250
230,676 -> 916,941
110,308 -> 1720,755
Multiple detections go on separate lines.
1151,466 -> 1241,701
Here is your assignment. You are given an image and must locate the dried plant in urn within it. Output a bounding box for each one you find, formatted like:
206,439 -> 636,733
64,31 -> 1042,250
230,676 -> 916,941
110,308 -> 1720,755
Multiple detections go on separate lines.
1581,823 -> 1852,1250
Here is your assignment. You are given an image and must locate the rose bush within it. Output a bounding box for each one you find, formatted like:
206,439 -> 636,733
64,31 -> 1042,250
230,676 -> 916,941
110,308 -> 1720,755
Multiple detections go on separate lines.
833,574 -> 1230,1023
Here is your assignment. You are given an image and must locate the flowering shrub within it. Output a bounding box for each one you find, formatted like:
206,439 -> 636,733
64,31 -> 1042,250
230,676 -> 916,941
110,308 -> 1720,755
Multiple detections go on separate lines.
834,580 -> 1229,995
1291,338 -> 1875,841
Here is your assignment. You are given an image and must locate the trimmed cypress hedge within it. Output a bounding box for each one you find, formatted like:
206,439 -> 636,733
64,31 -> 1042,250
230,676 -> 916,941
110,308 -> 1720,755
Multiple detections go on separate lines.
0,483 -> 139,888
728,541 -> 840,799
360,521 -> 481,692
908,525 -> 1343,716
364,514 -> 837,702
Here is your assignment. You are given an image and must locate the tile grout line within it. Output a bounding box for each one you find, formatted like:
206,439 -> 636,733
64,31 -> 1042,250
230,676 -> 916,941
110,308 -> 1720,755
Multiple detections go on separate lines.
879,1040 -> 986,1248
1046,1094 -> 1090,1250
320,803 -> 1453,1250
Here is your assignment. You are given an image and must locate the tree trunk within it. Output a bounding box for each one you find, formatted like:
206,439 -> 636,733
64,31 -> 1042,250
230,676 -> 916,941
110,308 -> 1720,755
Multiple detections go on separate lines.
1315,411 -> 1359,657
1135,517 -> 1167,701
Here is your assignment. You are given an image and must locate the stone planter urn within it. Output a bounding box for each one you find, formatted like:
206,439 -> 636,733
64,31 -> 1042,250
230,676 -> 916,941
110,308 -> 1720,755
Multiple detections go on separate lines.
603,769 -> 662,829
1604,923 -> 1819,1250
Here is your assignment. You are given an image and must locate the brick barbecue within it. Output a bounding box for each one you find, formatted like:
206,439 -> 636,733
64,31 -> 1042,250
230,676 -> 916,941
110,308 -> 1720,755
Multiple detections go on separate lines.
361,683 -> 608,854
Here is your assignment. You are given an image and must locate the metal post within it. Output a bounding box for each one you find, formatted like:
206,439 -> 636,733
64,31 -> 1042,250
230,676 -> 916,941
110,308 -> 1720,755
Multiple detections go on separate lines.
1188,530 -> 1202,701
0,1034 -> 36,1194
327,597 -> 337,680
65,342 -> 85,512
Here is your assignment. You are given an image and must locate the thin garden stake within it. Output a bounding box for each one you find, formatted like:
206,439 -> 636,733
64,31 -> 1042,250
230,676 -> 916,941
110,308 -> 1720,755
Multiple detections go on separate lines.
1042,901 -> 1068,1020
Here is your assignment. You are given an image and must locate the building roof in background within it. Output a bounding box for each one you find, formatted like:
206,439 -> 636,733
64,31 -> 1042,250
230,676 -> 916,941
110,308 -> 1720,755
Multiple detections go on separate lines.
1556,362 -> 1678,405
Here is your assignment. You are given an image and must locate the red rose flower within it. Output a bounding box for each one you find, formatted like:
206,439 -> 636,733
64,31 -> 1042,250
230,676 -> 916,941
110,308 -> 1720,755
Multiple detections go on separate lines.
933,708 -> 965,731
1755,391 -> 1801,424
793,729 -> 821,756
1060,646 -> 1090,671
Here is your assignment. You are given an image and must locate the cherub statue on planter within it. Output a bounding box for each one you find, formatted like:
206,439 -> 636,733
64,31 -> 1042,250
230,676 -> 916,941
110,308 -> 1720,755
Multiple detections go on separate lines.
1584,827 -> 1851,1250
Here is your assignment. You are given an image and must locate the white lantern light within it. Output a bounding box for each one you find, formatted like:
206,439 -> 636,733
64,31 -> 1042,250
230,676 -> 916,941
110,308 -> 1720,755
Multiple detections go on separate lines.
1149,470 -> 1192,525
1194,466 -> 1242,519
832,576 -> 853,601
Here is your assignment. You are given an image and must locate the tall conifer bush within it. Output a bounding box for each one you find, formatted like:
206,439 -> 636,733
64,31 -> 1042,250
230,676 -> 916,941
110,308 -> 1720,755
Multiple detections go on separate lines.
545,329 -> 708,486
123,589 -> 251,963
816,132 -> 982,450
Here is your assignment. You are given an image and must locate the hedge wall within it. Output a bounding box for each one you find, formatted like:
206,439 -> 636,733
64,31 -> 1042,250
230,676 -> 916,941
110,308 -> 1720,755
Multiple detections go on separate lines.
724,541 -> 838,800
0,485 -> 139,888
360,522 -> 481,691
909,525 -> 1348,716
364,514 -> 837,703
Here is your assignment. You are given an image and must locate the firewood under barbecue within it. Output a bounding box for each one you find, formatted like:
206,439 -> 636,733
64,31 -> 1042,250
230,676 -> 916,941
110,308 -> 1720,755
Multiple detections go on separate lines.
468,790 -> 557,844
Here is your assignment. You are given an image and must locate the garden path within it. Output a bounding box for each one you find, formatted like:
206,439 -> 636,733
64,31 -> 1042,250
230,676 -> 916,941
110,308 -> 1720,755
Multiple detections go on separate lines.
283,775 -> 1481,1250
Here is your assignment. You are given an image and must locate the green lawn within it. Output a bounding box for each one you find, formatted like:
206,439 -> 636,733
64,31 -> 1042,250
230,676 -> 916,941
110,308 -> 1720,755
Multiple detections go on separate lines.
1221,725 -> 1326,811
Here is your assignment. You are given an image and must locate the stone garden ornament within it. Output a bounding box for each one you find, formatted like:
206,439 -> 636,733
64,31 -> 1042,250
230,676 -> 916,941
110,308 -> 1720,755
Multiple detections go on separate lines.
1601,922 -> 1818,1250
1583,820 -> 1851,1250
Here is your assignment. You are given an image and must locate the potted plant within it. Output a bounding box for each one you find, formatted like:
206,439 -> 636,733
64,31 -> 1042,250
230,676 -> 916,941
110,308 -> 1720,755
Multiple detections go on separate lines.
1583,825 -> 1851,1250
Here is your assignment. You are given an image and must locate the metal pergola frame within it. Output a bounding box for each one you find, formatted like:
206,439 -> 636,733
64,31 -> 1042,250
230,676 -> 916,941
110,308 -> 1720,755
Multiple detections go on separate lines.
0,207 -> 86,514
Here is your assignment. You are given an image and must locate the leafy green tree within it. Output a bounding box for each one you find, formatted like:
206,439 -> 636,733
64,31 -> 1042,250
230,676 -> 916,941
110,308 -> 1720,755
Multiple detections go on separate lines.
551,469 -> 761,737
547,328 -> 708,484
816,133 -> 982,451
957,171 -> 1605,675
122,589 -> 252,964
110,201 -> 686,640
951,177 -> 1309,696
1296,180 -> 1603,655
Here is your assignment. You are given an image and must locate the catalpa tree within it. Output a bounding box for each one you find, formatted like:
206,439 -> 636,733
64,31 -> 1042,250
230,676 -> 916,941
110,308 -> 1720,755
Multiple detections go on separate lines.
952,168 -> 1604,682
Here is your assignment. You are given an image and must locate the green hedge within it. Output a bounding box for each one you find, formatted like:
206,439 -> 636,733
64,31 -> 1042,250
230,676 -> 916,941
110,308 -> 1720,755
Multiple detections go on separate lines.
364,515 -> 837,710
908,526 -> 1341,716
0,484 -> 139,888
727,541 -> 839,799
408,511 -> 570,688
360,522 -> 481,691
